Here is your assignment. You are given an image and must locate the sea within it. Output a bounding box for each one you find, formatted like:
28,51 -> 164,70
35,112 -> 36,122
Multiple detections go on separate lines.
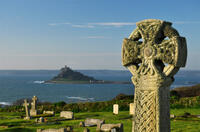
0,70 -> 199,106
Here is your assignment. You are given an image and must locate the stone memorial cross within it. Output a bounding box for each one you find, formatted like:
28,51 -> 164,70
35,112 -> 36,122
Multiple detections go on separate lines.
122,19 -> 187,132
30,96 -> 38,116
31,96 -> 38,110
23,99 -> 31,120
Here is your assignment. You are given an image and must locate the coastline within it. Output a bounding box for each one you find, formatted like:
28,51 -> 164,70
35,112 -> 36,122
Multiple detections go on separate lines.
45,80 -> 131,84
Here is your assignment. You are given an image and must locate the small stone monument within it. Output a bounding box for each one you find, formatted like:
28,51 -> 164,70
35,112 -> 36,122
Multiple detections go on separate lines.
60,111 -> 74,119
113,104 -> 119,115
129,103 -> 134,115
37,128 -> 68,132
122,19 -> 187,132
43,110 -> 55,115
30,96 -> 38,116
23,99 -> 31,120
100,123 -> 123,132
170,114 -> 175,119
84,118 -> 105,127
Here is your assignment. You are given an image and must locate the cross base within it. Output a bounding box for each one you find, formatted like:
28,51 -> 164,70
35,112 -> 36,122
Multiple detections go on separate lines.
132,76 -> 172,132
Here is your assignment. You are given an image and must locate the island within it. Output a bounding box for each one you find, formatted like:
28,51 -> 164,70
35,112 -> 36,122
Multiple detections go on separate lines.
45,66 -> 131,84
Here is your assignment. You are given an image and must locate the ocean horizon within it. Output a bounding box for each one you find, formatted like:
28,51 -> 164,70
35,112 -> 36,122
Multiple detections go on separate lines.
0,69 -> 199,106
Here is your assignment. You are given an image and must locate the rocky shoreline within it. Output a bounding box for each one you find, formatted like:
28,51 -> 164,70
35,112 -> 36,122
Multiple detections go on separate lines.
45,80 -> 131,84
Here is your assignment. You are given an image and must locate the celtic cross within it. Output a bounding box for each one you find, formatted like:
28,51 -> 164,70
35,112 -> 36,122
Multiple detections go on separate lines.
122,19 -> 187,132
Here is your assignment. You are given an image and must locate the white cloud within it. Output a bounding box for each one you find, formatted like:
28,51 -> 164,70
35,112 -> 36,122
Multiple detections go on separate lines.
48,22 -> 136,28
48,22 -> 71,26
71,24 -> 94,28
48,21 -> 200,28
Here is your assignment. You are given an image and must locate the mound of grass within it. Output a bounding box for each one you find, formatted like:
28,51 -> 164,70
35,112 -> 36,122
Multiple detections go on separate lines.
172,84 -> 200,97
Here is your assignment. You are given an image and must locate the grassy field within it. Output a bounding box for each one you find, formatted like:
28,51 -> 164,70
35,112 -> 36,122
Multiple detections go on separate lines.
0,108 -> 200,132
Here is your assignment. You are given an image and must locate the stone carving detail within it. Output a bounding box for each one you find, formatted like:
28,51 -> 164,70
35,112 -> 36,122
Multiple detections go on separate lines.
122,19 -> 187,132
134,91 -> 156,132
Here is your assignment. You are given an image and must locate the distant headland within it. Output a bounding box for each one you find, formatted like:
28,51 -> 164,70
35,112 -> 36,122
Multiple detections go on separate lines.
45,66 -> 131,84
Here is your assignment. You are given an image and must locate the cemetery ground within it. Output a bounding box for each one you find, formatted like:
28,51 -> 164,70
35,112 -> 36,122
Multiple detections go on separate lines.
0,108 -> 200,131
1,91 -> 200,132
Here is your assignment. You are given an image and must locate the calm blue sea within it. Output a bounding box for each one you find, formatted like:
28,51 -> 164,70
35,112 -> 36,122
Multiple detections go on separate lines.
0,70 -> 199,105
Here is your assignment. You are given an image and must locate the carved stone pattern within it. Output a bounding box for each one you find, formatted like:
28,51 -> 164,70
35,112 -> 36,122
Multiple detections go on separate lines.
137,21 -> 163,44
134,90 -> 156,132
122,19 -> 187,77
122,19 -> 187,132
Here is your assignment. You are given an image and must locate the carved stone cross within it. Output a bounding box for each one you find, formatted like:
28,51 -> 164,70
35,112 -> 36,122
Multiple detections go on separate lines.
31,95 -> 38,110
122,19 -> 187,132
30,95 -> 38,116
23,99 -> 31,120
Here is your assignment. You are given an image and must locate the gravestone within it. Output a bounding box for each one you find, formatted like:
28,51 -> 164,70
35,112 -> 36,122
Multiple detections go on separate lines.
129,103 -> 134,115
37,128 -> 68,132
30,96 -> 38,116
23,99 -> 31,120
170,114 -> 175,119
100,123 -> 123,132
122,19 -> 187,132
60,111 -> 74,119
113,104 -> 119,115
84,118 -> 105,127
43,110 -> 55,115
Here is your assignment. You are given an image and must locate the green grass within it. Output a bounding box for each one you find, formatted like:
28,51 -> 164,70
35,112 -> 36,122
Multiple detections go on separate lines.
1,108 -> 200,132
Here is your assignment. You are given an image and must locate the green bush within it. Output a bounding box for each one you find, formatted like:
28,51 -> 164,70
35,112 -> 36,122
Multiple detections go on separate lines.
53,101 -> 66,107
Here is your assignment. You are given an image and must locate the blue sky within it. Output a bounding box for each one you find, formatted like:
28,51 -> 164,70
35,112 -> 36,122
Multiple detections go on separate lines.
0,0 -> 199,70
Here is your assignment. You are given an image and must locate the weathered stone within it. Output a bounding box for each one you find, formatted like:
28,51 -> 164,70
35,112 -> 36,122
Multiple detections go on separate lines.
129,103 -> 134,115
170,114 -> 175,119
43,110 -> 55,115
113,104 -> 119,115
30,96 -> 38,116
122,19 -> 187,132
37,128 -> 67,132
60,111 -> 73,119
100,123 -> 123,132
84,118 -> 105,127
23,99 -> 31,120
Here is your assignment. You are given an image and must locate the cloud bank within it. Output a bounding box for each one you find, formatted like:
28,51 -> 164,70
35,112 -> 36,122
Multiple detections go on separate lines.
48,21 -> 200,28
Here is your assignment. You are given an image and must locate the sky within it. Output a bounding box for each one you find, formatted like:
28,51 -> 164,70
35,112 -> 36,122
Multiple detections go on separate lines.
0,0 -> 199,70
